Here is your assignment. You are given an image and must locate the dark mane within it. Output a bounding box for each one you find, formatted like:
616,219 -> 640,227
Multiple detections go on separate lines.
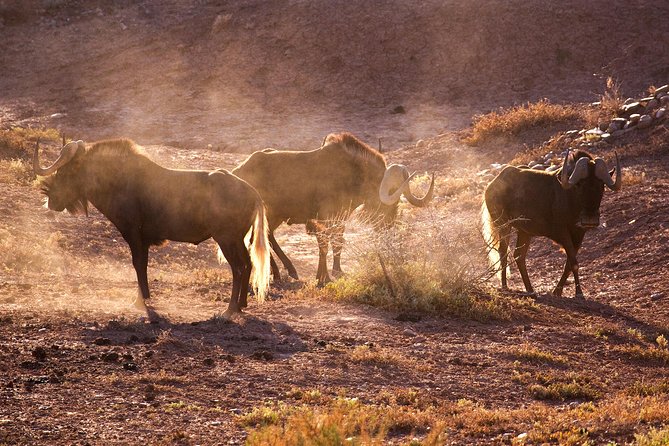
87,138 -> 150,162
323,132 -> 386,167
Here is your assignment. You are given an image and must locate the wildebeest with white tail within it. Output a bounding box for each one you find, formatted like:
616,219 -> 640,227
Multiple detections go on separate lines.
33,138 -> 270,317
233,132 -> 435,286
482,149 -> 621,298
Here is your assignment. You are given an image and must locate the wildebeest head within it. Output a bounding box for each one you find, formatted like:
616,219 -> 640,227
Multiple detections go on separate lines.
33,140 -> 89,215
361,163 -> 435,229
558,150 -> 621,228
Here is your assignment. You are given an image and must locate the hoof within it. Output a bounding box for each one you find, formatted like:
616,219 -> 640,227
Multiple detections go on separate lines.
552,288 -> 563,297
574,293 -> 585,300
331,269 -> 345,279
520,291 -> 537,297
133,296 -> 149,312
288,269 -> 299,280
316,280 -> 331,289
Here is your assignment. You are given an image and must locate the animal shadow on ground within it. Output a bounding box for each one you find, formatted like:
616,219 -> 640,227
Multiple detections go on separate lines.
533,292 -> 668,337
80,312 -> 307,359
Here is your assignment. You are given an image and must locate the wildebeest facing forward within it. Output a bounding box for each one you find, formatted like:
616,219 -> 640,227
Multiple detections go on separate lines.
233,132 -> 435,286
482,149 -> 621,298
33,138 -> 270,317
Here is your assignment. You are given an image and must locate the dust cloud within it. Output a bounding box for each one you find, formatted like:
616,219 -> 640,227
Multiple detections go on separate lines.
2,1 -> 667,152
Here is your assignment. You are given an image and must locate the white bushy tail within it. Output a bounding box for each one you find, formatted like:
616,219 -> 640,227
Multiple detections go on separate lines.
481,201 -> 508,280
216,201 -> 271,303
249,201 -> 271,302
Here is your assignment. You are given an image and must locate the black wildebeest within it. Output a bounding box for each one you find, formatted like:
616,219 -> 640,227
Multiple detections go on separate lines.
33,138 -> 270,316
233,132 -> 435,286
482,149 -> 621,298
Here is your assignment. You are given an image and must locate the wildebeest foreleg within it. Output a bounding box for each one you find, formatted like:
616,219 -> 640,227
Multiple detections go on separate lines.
269,255 -> 282,282
553,233 -> 585,298
514,231 -> 534,295
269,231 -> 299,280
127,237 -> 150,310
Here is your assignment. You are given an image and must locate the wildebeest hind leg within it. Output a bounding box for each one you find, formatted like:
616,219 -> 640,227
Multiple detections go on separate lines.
217,241 -> 243,316
315,231 -> 331,287
498,235 -> 510,290
331,225 -> 345,277
514,231 -> 534,295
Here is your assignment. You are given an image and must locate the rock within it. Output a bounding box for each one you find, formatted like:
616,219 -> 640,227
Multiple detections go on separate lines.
585,128 -> 603,141
637,114 -> 653,129
528,160 -> 538,167
102,352 -> 119,362
251,350 -> 274,361
623,97 -> 636,105
416,139 -> 427,149
640,96 -> 655,103
123,362 -> 138,371
655,108 -> 666,120
598,122 -> 609,131
621,102 -> 644,116
390,105 -> 406,114
601,132 -> 612,141
32,347 -> 47,361
644,99 -> 659,111
651,292 -> 664,301
654,85 -> 669,97
628,113 -> 641,125
660,95 -> 669,106
403,328 -> 417,337
20,360 -> 41,370
93,337 -> 111,346
230,408 -> 242,415
607,118 -> 627,132
531,164 -> 547,170
546,165 -> 560,173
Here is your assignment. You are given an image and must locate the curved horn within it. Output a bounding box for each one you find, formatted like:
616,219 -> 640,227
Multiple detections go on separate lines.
33,140 -> 84,176
559,151 -> 574,189
594,152 -> 622,191
403,172 -> 435,207
568,157 -> 591,186
379,164 -> 414,206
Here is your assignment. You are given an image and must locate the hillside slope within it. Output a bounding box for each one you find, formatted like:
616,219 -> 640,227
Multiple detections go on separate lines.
1,0 -> 668,148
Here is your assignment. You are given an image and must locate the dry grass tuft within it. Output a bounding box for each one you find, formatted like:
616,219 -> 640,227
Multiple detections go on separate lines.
244,398 -> 444,445
243,394 -> 669,444
318,217 -> 539,322
0,159 -> 34,185
348,344 -> 407,368
508,344 -> 569,366
0,126 -> 61,159
463,99 -> 584,146
529,381 -> 599,401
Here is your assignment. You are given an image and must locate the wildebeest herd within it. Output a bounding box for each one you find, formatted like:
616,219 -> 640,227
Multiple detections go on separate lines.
32,132 -> 621,318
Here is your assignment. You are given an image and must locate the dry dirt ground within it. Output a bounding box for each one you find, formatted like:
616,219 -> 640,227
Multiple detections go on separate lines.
1,1 -> 669,445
